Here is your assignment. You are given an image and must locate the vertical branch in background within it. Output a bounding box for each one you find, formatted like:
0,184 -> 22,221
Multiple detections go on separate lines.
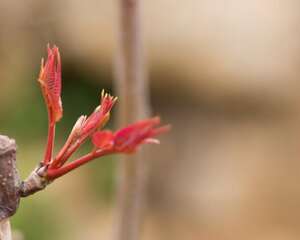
114,0 -> 150,239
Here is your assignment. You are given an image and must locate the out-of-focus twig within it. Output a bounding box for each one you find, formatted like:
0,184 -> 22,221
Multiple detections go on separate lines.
0,219 -> 12,240
114,0 -> 150,239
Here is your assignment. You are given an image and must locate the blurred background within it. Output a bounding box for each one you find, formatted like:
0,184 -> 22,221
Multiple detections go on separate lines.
1,0 -> 300,239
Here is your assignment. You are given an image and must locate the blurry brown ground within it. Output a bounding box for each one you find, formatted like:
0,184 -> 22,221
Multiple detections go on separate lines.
1,0 -> 300,239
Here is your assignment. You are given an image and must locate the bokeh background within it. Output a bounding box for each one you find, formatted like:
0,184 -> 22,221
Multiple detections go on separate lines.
1,0 -> 300,239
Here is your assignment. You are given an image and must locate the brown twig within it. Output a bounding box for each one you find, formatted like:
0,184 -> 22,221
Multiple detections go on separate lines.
0,135 -> 20,240
114,0 -> 150,239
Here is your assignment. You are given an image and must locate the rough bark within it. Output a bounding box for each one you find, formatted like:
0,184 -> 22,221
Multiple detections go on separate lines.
114,0 -> 150,239
0,135 -> 20,220
0,135 -> 20,240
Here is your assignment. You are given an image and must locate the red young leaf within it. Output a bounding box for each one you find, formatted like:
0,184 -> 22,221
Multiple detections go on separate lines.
91,117 -> 170,154
38,45 -> 63,123
80,91 -> 117,137
92,130 -> 114,149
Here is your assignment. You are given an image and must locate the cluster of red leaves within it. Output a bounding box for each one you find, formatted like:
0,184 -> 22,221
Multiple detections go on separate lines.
38,45 -> 170,180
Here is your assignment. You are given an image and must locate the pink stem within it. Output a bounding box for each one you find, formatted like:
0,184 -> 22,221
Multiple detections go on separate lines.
50,137 -> 84,169
51,141 -> 72,167
43,111 -> 56,165
47,149 -> 113,179
50,134 -> 79,168
50,130 -> 93,169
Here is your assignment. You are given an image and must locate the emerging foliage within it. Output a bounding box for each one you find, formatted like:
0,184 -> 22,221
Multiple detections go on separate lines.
36,45 -> 169,181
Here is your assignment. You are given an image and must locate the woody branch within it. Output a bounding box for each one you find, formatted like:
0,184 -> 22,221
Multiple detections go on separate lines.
114,0 -> 151,239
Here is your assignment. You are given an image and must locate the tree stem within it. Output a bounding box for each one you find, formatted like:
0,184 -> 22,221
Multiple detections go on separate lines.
114,0 -> 150,239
